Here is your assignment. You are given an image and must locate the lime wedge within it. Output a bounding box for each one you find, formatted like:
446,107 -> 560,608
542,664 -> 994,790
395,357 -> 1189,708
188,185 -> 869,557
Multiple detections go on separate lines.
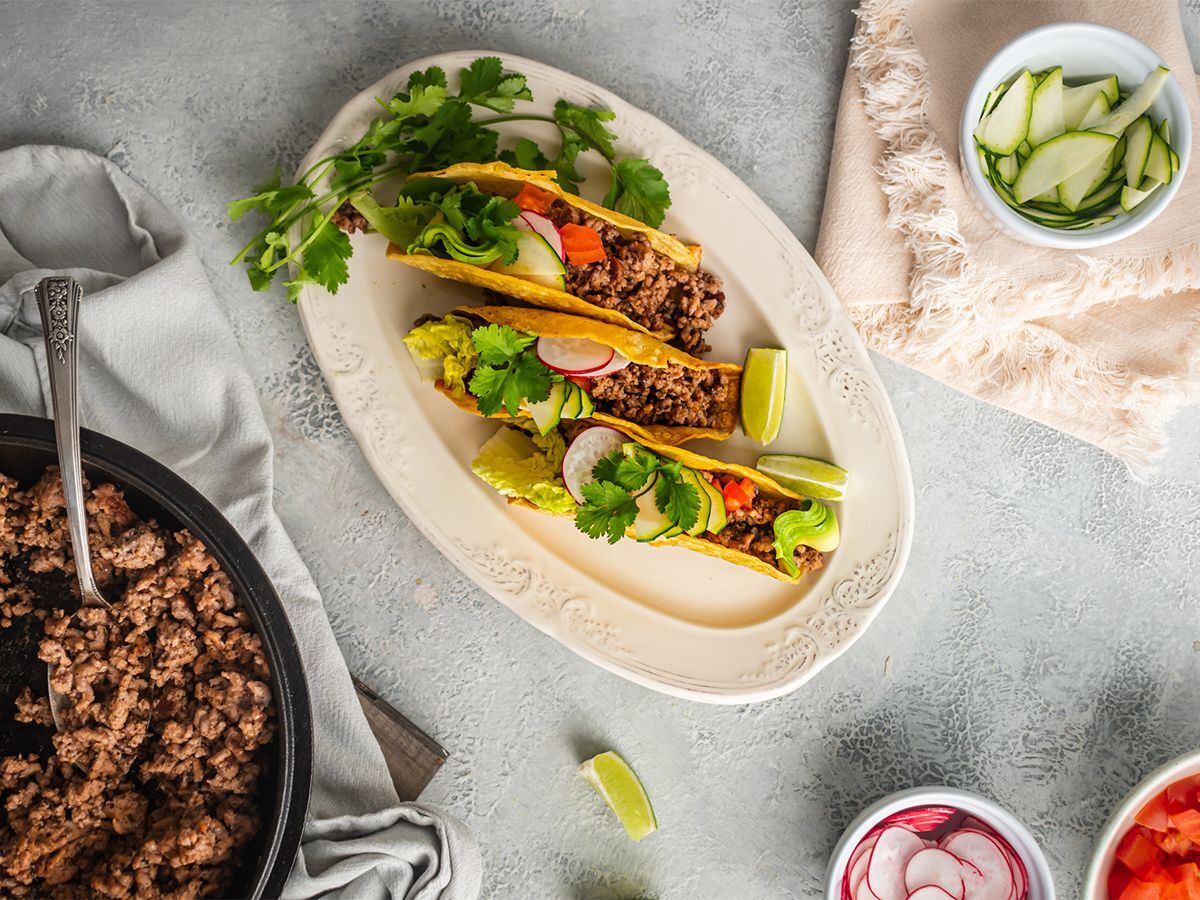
578,751 -> 658,841
740,347 -> 787,444
756,454 -> 849,501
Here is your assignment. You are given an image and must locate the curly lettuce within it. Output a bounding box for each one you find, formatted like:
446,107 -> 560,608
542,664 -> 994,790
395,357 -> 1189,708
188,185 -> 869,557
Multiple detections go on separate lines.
470,424 -> 575,515
402,314 -> 478,397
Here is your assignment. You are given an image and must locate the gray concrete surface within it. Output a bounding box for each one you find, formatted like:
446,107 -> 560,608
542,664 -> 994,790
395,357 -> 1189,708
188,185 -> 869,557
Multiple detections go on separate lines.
4,2 -> 1200,897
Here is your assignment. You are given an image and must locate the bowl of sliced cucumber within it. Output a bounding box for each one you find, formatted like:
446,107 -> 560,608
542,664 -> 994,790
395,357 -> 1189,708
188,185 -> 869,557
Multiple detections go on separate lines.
960,22 -> 1190,249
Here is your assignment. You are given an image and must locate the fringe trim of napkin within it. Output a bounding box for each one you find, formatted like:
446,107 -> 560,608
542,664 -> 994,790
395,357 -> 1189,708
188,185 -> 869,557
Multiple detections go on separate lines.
848,0 -> 1200,472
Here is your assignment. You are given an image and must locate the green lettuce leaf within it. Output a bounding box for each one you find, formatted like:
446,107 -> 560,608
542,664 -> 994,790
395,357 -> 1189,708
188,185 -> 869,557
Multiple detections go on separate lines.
402,314 -> 478,397
470,425 -> 576,515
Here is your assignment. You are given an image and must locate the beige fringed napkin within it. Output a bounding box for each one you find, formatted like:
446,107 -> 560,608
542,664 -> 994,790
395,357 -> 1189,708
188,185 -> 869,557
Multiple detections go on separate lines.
817,0 -> 1200,472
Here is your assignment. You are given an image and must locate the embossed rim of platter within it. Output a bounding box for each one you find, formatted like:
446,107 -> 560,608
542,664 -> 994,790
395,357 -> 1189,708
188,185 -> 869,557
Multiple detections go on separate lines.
294,51 -> 915,703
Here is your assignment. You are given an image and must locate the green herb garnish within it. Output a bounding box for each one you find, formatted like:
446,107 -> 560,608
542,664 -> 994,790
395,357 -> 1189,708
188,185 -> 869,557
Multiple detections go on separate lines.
467,324 -> 558,417
228,56 -> 671,300
575,449 -> 700,543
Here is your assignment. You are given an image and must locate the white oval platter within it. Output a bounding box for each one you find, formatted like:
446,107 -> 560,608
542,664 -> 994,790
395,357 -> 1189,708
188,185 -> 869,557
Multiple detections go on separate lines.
295,50 -> 914,703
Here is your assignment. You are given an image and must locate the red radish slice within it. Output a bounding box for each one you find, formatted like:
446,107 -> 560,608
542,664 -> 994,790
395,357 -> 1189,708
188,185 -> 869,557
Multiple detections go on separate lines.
941,832 -> 1015,900
907,888 -> 959,900
883,807 -> 959,832
847,834 -> 881,896
856,879 -> 880,900
517,211 -> 564,261
537,337 -> 614,375
867,827 -> 928,900
581,350 -> 631,379
904,849 -> 966,898
997,844 -> 1027,900
561,426 -> 627,503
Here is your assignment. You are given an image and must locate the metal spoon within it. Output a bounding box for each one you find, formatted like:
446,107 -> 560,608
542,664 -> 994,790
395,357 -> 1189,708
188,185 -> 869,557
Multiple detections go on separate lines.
34,275 -> 111,730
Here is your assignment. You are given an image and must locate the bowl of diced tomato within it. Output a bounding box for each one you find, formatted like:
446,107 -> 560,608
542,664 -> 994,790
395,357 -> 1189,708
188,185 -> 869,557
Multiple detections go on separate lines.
1086,750 -> 1200,899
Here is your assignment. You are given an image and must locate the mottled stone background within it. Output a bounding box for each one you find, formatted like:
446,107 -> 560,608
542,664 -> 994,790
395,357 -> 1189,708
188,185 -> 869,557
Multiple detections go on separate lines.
3,2 -> 1200,897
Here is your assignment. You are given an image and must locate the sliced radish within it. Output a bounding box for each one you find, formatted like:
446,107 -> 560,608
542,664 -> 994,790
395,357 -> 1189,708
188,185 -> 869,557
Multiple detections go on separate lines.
867,827 -> 928,900
846,833 -> 882,897
883,807 -> 958,832
904,849 -> 966,899
517,211 -> 564,261
856,879 -> 881,900
997,844 -> 1027,900
907,888 -> 959,900
941,832 -> 1015,900
537,336 -> 614,375
561,426 -> 627,503
581,350 -> 631,379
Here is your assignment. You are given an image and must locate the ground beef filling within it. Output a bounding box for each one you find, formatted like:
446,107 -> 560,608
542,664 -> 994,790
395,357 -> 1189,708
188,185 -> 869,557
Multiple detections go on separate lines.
545,200 -> 724,356
589,363 -> 736,432
702,495 -> 825,576
0,469 -> 275,898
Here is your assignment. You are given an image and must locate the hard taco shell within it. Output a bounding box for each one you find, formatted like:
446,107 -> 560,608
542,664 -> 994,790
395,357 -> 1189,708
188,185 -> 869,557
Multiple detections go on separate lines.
386,162 -> 702,340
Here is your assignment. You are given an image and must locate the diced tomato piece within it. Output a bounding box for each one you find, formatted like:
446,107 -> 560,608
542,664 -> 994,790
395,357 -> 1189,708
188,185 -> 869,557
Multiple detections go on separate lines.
1120,829 -> 1168,880
513,183 -> 556,214
566,375 -> 594,391
722,477 -> 756,513
559,224 -> 607,265
1167,777 -> 1200,815
1141,792 -> 1174,833
1173,810 -> 1200,842
1120,879 -> 1166,900
1149,827 -> 1195,857
1112,866 -> 1136,899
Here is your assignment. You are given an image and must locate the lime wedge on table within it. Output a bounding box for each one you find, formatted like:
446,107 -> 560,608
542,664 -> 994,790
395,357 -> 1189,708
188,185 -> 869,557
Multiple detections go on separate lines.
578,751 -> 658,841
756,454 -> 849,501
740,347 -> 787,444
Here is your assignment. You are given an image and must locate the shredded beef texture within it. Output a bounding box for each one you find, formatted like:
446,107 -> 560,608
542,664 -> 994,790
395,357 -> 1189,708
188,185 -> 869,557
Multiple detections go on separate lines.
702,495 -> 825,576
332,200 -> 369,234
589,363 -> 736,432
0,468 -> 275,898
545,200 -> 724,356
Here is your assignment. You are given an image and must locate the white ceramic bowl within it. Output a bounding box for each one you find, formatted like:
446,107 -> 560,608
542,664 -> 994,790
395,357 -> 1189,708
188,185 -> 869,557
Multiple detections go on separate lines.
960,22 -> 1191,249
825,786 -> 1056,899
1083,748 -> 1200,898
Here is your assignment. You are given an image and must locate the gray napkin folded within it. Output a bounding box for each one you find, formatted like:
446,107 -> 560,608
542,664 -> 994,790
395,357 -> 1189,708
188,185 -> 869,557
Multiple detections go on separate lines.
0,144 -> 481,900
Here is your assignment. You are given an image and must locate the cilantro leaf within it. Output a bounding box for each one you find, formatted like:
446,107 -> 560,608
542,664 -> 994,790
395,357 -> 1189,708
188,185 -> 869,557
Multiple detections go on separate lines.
227,179 -> 314,222
467,325 -> 554,416
499,138 -> 552,170
458,57 -> 533,113
576,481 -> 639,544
553,100 -> 618,160
592,450 -> 657,493
387,82 -> 447,120
408,66 -> 448,91
300,219 -> 352,293
604,158 -> 671,228
655,468 -> 700,532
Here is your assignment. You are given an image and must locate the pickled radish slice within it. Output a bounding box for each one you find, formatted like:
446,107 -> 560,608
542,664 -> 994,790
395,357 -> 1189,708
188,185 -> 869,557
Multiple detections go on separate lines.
537,336 -> 614,374
907,888 -> 960,900
867,827 -> 929,900
904,848 -> 966,898
941,832 -> 1016,900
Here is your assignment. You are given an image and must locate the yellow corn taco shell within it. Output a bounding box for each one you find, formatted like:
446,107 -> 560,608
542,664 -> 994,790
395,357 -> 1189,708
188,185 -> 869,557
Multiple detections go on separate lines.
438,304 -> 740,445
385,162 -> 702,340
499,426 -> 817,584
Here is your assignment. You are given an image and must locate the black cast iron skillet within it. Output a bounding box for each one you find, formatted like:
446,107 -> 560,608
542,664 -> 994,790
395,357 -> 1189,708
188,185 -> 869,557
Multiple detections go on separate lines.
0,413 -> 311,899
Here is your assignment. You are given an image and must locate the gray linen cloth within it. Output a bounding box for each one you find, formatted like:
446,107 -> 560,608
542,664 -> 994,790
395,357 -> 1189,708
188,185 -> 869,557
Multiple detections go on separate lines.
0,144 -> 481,900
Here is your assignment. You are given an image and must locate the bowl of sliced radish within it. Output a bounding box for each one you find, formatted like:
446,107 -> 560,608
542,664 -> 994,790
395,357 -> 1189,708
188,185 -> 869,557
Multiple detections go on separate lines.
960,22 -> 1190,249
826,787 -> 1055,900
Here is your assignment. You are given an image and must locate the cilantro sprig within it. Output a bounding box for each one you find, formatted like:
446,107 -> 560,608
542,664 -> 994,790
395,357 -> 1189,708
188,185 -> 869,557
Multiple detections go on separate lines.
575,449 -> 701,544
229,56 -> 671,300
467,324 -> 559,417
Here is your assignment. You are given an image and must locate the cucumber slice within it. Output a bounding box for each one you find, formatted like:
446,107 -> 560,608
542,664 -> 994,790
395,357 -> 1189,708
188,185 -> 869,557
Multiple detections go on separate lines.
1120,183 -> 1158,211
1076,92 -> 1111,129
995,154 -> 1020,183
632,475 -> 675,541
1017,140 -> 1033,159
1158,119 -> 1171,143
560,381 -> 584,419
1090,66 -> 1171,136
1112,134 -> 1127,167
578,386 -> 595,418
982,83 -> 1008,116
974,69 -> 1035,155
1124,117 -> 1154,188
1063,214 -> 1116,230
1028,67 -> 1065,145
1062,76 -> 1118,129
527,381 -> 567,434
1057,139 -> 1115,211
1142,132 -> 1173,186
1012,130 -> 1117,203
1074,176 -> 1124,214
490,229 -> 567,290
680,468 -> 712,537
700,476 -> 727,534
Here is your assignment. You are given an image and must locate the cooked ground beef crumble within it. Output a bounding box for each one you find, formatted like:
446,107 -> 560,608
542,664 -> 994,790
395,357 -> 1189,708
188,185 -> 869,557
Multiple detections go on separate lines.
590,362 -> 736,432
545,200 -> 724,356
702,495 -> 825,576
0,468 -> 275,898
